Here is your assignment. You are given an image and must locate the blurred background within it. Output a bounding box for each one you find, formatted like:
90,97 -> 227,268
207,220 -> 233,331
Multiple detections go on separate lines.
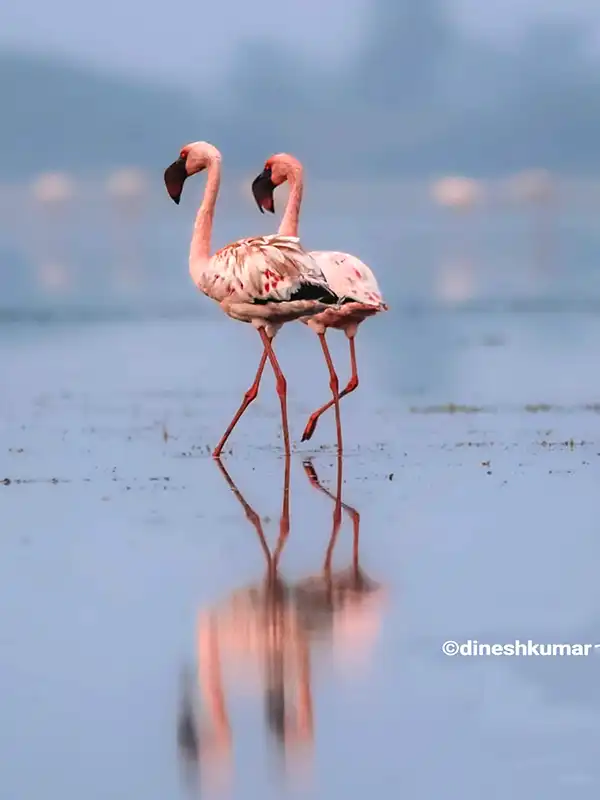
2,0 -> 600,315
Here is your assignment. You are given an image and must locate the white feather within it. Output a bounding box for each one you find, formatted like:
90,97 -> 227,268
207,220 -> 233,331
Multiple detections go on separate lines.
192,234 -> 335,304
309,251 -> 386,307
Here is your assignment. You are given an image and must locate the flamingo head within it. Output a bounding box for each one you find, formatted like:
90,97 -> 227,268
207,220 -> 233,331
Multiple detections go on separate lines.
251,153 -> 302,214
164,141 -> 221,204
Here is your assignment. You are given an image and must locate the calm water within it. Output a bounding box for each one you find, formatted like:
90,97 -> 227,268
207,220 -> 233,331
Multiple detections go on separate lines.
2,293 -> 600,796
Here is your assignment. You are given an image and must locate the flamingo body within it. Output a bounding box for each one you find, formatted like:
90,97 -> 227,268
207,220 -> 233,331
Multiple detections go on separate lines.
192,234 -> 339,333
310,251 -> 385,307
302,250 -> 388,333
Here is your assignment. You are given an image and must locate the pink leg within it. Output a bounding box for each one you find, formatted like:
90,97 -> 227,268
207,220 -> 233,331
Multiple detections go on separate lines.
212,347 -> 268,457
259,328 -> 291,456
302,335 -> 357,445
315,333 -> 343,453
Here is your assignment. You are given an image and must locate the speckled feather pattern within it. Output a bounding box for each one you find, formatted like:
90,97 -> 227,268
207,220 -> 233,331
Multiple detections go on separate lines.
309,251 -> 386,308
192,234 -> 334,305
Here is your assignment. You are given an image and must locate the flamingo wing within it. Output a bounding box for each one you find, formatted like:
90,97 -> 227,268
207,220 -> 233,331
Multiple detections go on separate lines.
210,235 -> 339,305
310,251 -> 386,307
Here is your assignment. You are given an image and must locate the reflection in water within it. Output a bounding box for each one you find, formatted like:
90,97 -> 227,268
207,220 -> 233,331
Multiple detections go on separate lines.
177,456 -> 385,794
106,168 -> 148,292
433,256 -> 477,306
298,459 -> 383,674
507,169 -> 557,280
29,172 -> 75,294
430,178 -> 483,305
177,666 -> 202,787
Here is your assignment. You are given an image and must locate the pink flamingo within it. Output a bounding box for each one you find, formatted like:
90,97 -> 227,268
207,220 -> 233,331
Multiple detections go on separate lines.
251,154 -> 388,443
164,141 -> 345,457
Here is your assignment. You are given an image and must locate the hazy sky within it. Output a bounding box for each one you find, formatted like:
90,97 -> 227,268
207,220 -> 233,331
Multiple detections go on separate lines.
1,0 -> 598,87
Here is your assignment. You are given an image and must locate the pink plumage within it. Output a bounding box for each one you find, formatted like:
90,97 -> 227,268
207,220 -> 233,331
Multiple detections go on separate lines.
310,251 -> 386,309
203,235 -> 336,310
304,250 -> 388,333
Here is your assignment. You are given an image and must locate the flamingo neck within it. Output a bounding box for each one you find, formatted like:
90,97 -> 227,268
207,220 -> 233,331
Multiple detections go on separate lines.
278,164 -> 303,237
190,158 -> 221,267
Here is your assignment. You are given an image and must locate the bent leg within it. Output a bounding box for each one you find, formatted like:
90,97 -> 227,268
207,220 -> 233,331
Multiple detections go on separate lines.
301,336 -> 359,442
259,328 -> 291,455
212,346 -> 268,457
316,332 -> 343,453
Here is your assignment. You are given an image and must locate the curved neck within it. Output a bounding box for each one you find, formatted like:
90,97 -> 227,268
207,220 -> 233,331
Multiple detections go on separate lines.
277,164 -> 304,237
190,158 -> 221,264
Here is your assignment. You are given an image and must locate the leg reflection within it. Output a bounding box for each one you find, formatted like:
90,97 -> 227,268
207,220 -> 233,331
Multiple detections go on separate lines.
215,455 -> 314,766
176,666 -> 200,789
178,456 -> 315,791
303,456 -> 377,589
298,457 -> 385,676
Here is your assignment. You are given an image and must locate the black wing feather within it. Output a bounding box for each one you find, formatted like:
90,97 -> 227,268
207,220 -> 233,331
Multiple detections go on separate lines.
253,280 -> 342,306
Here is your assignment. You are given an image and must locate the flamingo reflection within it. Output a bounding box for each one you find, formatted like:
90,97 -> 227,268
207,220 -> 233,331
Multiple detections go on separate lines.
298,458 -> 383,670
177,455 -> 385,792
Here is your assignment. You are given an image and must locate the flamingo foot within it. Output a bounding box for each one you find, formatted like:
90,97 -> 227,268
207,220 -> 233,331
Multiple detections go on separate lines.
301,414 -> 319,442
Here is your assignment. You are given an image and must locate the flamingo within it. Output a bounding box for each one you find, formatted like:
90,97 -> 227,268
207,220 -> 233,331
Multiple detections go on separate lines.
163,141 -> 345,457
251,154 -> 388,444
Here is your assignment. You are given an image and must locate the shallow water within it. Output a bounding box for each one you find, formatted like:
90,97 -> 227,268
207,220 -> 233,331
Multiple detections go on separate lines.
1,301 -> 600,798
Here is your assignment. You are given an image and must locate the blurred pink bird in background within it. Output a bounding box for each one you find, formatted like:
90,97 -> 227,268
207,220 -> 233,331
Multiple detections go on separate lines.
164,141 -> 344,457
251,153 -> 388,444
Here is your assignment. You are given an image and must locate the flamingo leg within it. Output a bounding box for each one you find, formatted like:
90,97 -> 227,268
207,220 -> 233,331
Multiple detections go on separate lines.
259,328 -> 291,456
213,347 -> 269,458
301,336 -> 358,443
313,333 -> 343,453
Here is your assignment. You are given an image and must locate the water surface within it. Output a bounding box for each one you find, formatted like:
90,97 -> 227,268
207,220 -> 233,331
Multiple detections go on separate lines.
2,299 -> 600,797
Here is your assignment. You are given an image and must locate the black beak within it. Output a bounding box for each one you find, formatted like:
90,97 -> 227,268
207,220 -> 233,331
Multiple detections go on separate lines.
164,156 -> 188,204
251,167 -> 276,214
